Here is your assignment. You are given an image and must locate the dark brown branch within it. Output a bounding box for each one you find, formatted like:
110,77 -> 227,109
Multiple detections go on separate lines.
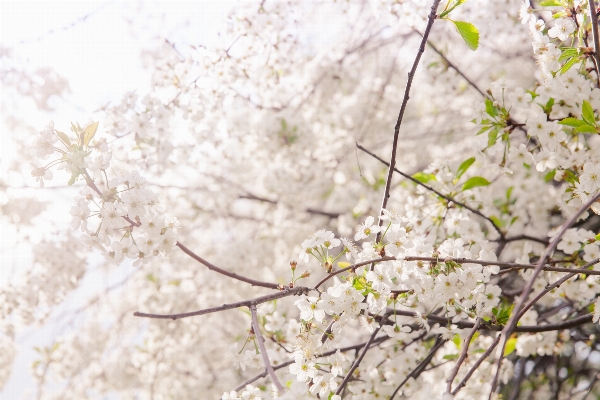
589,0 -> 600,86
516,258 -> 600,321
313,255 -> 600,294
239,193 -> 340,218
335,317 -> 387,395
423,35 -> 485,97
250,304 -> 283,391
357,143 -> 505,239
403,256 -> 600,276
176,242 -> 279,289
383,308 -> 595,333
490,191 -> 600,397
390,338 -> 447,399
451,334 -> 501,396
446,318 -> 481,393
374,0 -> 442,238
223,335 -> 391,398
502,234 -> 550,245
133,286 -> 310,320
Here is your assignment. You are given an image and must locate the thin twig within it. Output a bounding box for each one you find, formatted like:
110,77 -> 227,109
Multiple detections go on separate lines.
335,317 -> 387,395
515,258 -> 600,321
250,304 -> 284,391
313,254 -> 600,293
374,0 -> 442,238
589,0 -> 600,86
382,308 -> 594,333
446,318 -> 482,393
176,242 -> 280,289
423,34 -> 485,96
451,334 -> 501,396
357,143 -> 505,239
133,286 -> 310,320
490,191 -> 600,397
390,338 -> 447,399
222,335 -> 391,398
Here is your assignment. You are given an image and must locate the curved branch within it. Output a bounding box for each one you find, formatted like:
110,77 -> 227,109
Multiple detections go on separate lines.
176,242 -> 280,289
490,191 -> 600,397
133,286 -> 310,320
357,143 -> 505,239
375,0 -> 443,237
335,317 -> 387,395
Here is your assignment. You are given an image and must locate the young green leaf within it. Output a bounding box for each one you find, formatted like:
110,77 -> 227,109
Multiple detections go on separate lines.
450,20 -> 479,51
582,100 -> 596,126
559,56 -> 580,75
559,117 -> 587,127
485,98 -> 497,117
504,337 -> 517,356
538,0 -> 563,6
83,121 -> 99,146
575,124 -> 597,133
456,157 -> 475,179
439,0 -> 467,18
412,172 -> 437,184
55,130 -> 72,147
462,176 -> 491,191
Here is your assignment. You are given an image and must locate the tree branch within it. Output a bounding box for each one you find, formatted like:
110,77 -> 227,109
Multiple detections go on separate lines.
390,337 -> 447,400
589,0 -> 600,86
446,318 -> 481,393
451,334 -> 501,396
515,258 -> 600,321
357,142 -> 505,239
335,317 -> 387,395
490,191 -> 600,397
133,286 -> 310,320
375,0 -> 442,238
176,242 -> 280,289
250,304 -> 284,392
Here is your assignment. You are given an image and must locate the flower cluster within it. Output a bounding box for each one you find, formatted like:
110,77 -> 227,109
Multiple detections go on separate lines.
32,121 -> 178,267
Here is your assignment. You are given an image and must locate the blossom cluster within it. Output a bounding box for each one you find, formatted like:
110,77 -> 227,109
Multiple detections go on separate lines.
31,121 -> 178,268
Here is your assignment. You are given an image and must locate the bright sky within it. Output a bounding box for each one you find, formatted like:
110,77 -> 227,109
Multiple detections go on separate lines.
0,2 -> 236,398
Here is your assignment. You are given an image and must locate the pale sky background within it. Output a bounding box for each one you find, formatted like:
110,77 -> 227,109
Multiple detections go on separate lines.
0,2 -> 237,398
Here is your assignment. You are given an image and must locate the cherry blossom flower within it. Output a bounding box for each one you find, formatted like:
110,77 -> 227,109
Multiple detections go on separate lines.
354,216 -> 381,241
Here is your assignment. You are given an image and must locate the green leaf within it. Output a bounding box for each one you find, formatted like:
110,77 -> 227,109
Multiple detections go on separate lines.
337,261 -> 351,269
476,125 -> 492,135
68,174 -> 78,186
462,176 -> 491,191
575,124 -> 597,133
485,98 -> 498,117
558,47 -> 578,62
559,56 -> 580,75
538,0 -> 563,5
450,20 -> 479,51
456,157 -> 476,179
544,170 -> 556,182
559,117 -> 587,127
443,353 -> 459,360
55,130 -> 71,147
439,0 -> 467,18
582,100 -> 596,126
504,337 -> 517,356
488,129 -> 498,148
490,215 -> 505,228
542,97 -> 554,114
412,172 -> 436,184
452,334 -> 461,349
82,121 -> 99,146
